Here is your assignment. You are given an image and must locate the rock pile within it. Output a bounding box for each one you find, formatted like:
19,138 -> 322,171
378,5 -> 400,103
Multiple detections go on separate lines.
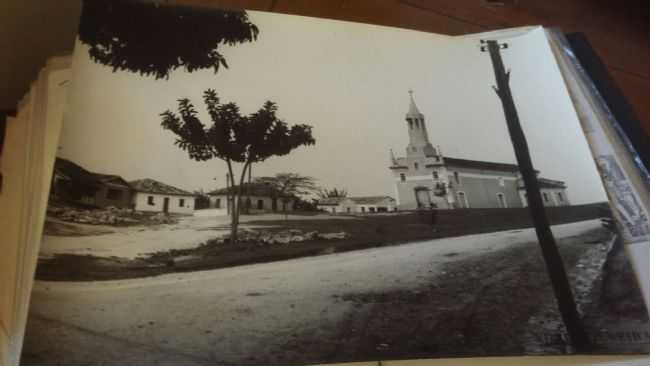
47,206 -> 177,226
221,229 -> 349,245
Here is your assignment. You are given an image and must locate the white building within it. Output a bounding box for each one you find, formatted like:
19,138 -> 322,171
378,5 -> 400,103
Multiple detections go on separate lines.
390,91 -> 569,210
130,178 -> 195,214
519,178 -> 570,207
317,196 -> 397,214
206,182 -> 296,215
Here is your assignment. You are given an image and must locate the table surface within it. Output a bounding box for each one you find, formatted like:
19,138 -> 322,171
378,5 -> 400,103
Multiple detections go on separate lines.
3,0 -> 649,134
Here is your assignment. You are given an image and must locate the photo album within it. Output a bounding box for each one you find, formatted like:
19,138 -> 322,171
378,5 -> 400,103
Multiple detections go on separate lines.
2,1 -> 650,365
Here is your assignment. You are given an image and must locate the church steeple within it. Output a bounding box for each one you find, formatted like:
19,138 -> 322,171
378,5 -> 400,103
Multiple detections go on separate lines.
405,90 -> 436,157
407,90 -> 424,119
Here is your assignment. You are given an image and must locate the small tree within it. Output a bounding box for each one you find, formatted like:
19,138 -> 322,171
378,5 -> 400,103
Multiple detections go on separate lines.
255,174 -> 318,218
161,90 -> 315,242
79,0 -> 259,79
317,187 -> 348,198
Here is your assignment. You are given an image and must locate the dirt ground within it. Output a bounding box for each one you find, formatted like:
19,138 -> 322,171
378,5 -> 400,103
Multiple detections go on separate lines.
305,227 -> 649,364
36,209 -> 605,281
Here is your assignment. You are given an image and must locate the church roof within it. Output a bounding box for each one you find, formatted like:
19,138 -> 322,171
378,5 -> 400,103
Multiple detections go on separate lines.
519,178 -> 566,189
443,157 -> 521,172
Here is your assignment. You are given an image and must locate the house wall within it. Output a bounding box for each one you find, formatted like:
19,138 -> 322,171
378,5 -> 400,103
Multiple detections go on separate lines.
520,187 -> 570,207
446,165 -> 522,209
209,194 -> 295,213
133,192 -> 195,214
317,199 -> 355,214
356,199 -> 397,213
92,185 -> 132,209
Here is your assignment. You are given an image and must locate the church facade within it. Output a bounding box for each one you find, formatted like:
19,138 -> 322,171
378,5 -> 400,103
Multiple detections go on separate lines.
389,92 -> 570,210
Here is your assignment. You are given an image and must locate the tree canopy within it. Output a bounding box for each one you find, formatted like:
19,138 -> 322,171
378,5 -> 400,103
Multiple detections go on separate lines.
161,90 -> 315,242
78,0 -> 259,79
317,187 -> 348,198
255,174 -> 318,200
161,89 -> 315,164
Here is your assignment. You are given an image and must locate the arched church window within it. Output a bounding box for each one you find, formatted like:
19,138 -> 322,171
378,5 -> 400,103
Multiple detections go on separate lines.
414,120 -> 419,128
407,119 -> 413,129
432,171 -> 438,179
400,173 -> 406,182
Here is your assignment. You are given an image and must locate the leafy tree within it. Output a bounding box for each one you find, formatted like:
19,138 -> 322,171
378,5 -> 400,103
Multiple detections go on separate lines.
78,0 -> 259,79
161,90 -> 315,242
317,187 -> 348,198
255,174 -> 318,218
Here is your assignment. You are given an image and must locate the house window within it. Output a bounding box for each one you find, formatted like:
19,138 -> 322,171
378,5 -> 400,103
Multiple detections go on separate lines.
331,207 -> 336,214
215,198 -> 221,208
179,199 -> 185,207
361,207 -> 366,213
400,173 -> 406,182
432,171 -> 438,179
557,192 -> 564,202
106,188 -> 122,200
147,196 -> 154,205
497,193 -> 507,208
257,199 -> 264,209
454,172 -> 460,184
457,191 -> 469,208
369,207 -> 376,213
543,192 -> 549,203
346,207 -> 351,213
414,162 -> 419,170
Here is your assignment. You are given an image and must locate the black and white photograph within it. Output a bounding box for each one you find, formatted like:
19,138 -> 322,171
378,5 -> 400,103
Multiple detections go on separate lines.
19,1 -> 650,365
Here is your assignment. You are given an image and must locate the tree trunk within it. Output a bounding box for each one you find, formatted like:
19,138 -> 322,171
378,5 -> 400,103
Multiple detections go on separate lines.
230,161 -> 251,244
226,160 -> 238,244
484,39 -> 589,349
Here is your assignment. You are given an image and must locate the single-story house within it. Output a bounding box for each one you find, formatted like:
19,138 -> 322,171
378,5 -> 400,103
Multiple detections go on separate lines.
317,196 -> 397,214
316,197 -> 356,214
351,196 -> 397,213
50,157 -> 132,208
518,178 -> 570,207
207,182 -> 296,215
130,178 -> 195,214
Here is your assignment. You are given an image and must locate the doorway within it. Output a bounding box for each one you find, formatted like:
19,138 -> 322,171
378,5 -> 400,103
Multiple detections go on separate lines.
163,197 -> 169,214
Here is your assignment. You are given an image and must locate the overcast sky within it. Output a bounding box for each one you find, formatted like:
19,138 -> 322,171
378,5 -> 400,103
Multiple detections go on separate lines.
59,10 -> 607,204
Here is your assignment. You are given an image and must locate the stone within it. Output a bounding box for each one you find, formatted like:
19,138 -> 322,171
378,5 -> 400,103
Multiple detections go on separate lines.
318,232 -> 348,240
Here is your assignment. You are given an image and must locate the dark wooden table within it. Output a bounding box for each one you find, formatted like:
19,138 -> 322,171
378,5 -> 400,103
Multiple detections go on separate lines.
3,0 -> 649,134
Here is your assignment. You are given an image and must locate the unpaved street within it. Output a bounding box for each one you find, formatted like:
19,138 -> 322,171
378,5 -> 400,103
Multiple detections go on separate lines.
23,220 -> 602,366
40,213 -> 353,259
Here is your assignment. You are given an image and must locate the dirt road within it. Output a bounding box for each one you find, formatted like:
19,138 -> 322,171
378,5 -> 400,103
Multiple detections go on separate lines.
40,213 -> 352,259
23,220 -> 602,366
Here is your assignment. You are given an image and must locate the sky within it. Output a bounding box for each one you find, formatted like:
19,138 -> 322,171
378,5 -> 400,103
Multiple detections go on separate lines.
59,9 -> 607,204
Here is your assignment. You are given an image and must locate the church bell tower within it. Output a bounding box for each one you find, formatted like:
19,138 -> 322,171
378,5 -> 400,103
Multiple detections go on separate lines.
405,91 -> 437,157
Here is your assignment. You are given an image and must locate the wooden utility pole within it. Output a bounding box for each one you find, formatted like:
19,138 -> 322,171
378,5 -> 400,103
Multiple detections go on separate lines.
481,39 -> 589,349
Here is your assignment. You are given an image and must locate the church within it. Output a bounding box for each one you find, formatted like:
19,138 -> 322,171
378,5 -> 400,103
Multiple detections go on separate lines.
389,92 -> 570,210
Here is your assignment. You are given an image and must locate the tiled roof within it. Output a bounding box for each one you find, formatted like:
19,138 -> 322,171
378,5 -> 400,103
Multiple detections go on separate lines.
443,157 -> 520,172
54,158 -> 130,188
317,197 -> 348,205
209,182 -> 292,198
130,178 -> 193,196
